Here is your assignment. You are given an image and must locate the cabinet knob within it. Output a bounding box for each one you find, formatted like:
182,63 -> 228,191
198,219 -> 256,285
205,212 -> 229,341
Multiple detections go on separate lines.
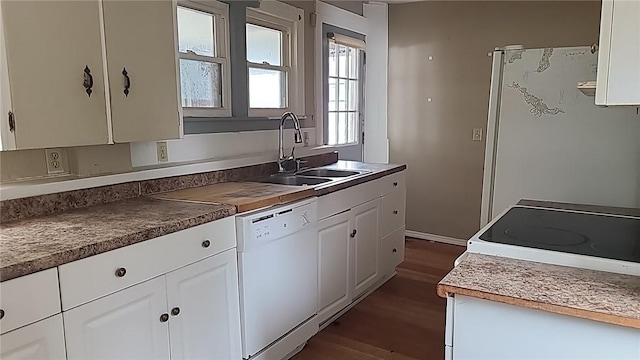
393,210 -> 399,215
350,229 -> 357,238
393,182 -> 398,186
171,307 -> 180,316
202,240 -> 211,248
0,309 -> 4,320
160,313 -> 169,323
392,248 -> 398,253
115,267 -> 127,278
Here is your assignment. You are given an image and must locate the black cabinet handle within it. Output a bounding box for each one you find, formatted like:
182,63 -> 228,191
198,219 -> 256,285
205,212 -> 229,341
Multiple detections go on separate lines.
202,240 -> 211,248
8,111 -> 15,133
122,68 -> 130,97
393,210 -> 399,215
392,248 -> 397,253
0,309 -> 4,320
393,182 -> 398,187
115,267 -> 127,278
171,307 -> 180,316
350,229 -> 357,238
160,313 -> 169,323
83,66 -> 94,97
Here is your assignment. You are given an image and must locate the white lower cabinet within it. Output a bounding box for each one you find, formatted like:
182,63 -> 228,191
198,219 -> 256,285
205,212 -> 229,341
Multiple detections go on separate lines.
63,249 -> 242,360
352,199 -> 381,298
0,315 -> 66,360
64,276 -> 170,360
166,249 -> 242,360
317,210 -> 353,324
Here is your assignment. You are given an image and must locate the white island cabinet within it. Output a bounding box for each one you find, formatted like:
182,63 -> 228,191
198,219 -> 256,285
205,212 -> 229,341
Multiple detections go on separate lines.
317,170 -> 406,326
445,295 -> 640,360
0,0 -> 181,150
596,0 -> 640,106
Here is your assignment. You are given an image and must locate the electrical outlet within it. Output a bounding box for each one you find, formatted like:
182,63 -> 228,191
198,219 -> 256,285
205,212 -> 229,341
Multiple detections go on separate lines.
473,128 -> 483,142
156,142 -> 169,162
45,149 -> 66,174
303,131 -> 309,147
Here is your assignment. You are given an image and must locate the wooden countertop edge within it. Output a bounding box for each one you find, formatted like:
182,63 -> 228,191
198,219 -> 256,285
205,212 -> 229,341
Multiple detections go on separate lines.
436,283 -> 640,329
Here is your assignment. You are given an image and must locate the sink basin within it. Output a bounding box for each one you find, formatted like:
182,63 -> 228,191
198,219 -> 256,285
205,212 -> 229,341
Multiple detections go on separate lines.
297,169 -> 362,178
259,175 -> 332,186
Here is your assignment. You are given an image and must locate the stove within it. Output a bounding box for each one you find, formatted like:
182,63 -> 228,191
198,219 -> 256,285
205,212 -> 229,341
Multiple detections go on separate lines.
467,205 -> 640,276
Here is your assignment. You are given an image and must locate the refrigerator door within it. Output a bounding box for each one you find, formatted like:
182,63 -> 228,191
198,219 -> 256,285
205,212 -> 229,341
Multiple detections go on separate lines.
482,46 -> 640,223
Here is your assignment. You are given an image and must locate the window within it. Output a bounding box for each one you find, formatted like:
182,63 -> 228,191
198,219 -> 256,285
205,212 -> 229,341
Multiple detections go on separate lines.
246,2 -> 304,117
177,1 -> 230,117
327,38 -> 362,146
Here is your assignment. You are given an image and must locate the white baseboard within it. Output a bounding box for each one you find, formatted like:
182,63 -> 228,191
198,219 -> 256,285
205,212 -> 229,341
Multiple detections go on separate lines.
405,230 -> 467,247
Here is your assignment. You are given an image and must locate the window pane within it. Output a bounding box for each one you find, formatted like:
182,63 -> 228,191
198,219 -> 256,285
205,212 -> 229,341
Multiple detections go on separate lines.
328,112 -> 337,145
337,112 -> 347,144
180,59 -> 222,108
247,23 -> 282,66
328,78 -> 337,111
329,42 -> 338,77
349,48 -> 359,79
249,67 -> 286,108
338,79 -> 347,111
177,7 -> 215,57
348,112 -> 358,143
338,45 -> 348,78
348,80 -> 358,111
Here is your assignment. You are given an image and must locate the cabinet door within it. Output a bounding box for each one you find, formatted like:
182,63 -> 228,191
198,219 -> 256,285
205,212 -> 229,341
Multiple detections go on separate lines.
102,0 -> 181,143
596,0 -> 640,105
0,2 -> 15,150
64,276 -> 170,360
317,210 -> 353,324
352,198 -> 381,298
0,315 -> 66,360
166,249 -> 242,360
1,1 -> 109,149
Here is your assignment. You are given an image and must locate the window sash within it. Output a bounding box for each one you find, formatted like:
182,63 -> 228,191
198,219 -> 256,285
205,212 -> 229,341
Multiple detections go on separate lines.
326,41 -> 360,146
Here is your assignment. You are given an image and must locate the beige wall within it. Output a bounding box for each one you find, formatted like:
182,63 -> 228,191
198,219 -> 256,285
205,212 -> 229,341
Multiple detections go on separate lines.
388,1 -> 601,239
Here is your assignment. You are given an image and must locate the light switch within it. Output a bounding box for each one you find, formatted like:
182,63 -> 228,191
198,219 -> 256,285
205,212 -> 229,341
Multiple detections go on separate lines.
473,128 -> 483,142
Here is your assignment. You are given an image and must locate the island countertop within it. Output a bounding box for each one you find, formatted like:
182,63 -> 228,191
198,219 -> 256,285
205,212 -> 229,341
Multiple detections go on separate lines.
437,253 -> 640,329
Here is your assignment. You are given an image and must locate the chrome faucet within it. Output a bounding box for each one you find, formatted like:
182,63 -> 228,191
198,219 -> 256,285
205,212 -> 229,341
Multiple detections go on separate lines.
278,111 -> 303,173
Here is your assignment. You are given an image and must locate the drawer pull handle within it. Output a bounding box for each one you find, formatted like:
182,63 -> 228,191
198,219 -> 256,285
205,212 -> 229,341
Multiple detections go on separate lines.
202,240 -> 211,248
160,313 -> 169,323
350,229 -> 357,238
171,307 -> 180,316
393,210 -> 399,215
115,267 -> 127,278
0,309 -> 4,320
393,182 -> 398,186
392,248 -> 397,253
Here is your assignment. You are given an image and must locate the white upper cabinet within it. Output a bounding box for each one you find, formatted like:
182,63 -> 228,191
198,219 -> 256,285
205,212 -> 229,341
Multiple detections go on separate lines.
103,0 -> 181,143
1,0 -> 109,149
595,0 -> 640,106
0,0 -> 181,150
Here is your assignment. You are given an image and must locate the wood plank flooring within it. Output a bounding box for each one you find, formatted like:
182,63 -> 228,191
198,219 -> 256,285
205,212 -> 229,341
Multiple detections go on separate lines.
294,239 -> 466,360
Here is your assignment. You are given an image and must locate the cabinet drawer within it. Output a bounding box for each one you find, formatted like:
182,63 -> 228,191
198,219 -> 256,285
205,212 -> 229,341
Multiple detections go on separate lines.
318,180 -> 382,220
380,186 -> 406,237
0,268 -> 61,334
59,216 -> 236,310
380,171 -> 406,196
380,226 -> 406,276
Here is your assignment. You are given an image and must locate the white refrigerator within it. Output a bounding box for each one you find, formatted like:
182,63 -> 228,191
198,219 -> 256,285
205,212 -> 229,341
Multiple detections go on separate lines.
480,46 -> 640,226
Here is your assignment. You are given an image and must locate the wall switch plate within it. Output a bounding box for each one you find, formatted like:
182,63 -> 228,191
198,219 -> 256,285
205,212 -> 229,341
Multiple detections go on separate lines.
156,142 -> 168,162
473,128 -> 483,142
45,148 -> 66,174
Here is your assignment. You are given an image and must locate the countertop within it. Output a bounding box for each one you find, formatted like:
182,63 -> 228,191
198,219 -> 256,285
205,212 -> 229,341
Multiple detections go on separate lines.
0,161 -> 406,281
437,253 -> 640,329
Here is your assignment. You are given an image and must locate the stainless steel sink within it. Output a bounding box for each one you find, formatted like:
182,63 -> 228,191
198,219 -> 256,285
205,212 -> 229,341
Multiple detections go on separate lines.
258,175 -> 332,186
296,169 -> 362,178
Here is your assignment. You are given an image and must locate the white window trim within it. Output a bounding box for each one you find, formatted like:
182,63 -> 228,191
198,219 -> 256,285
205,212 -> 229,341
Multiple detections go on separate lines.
314,1 -> 367,146
178,0 -> 232,118
247,1 -> 304,118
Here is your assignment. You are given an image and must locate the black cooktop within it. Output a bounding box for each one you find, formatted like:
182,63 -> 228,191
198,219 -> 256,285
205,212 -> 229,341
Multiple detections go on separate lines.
479,207 -> 640,263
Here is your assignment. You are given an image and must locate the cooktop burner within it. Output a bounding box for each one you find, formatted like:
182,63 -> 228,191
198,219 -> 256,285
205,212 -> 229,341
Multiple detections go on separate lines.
479,207 -> 640,263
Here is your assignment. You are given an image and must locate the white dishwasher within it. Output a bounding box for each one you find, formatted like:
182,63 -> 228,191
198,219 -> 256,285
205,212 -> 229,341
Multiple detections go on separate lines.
236,198 -> 319,360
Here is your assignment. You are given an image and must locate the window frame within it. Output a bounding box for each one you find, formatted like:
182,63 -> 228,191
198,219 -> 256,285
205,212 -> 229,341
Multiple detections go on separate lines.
177,0 -> 232,118
246,1 -> 304,118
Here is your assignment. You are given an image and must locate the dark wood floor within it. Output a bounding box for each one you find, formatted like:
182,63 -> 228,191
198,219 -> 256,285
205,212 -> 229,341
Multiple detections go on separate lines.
294,239 -> 466,360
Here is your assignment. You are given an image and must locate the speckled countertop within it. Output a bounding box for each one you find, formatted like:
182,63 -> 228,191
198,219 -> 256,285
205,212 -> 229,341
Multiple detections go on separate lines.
438,253 -> 640,329
312,161 -> 406,196
0,197 -> 236,281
